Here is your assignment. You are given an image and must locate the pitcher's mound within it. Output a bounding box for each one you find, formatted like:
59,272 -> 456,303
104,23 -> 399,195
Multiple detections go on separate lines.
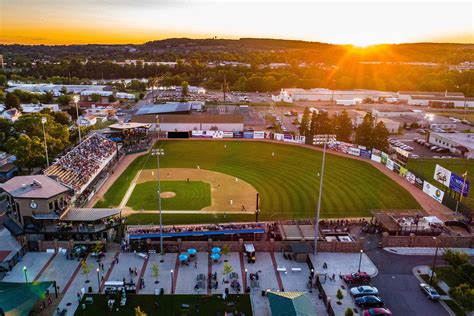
160,192 -> 176,199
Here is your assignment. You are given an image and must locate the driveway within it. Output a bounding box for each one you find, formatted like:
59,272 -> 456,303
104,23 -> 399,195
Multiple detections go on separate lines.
367,249 -> 448,316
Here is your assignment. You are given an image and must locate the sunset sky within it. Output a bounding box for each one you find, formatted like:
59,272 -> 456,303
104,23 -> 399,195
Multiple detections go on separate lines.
0,0 -> 472,45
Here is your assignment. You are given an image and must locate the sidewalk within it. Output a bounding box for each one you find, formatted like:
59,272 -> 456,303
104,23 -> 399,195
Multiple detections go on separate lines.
384,247 -> 474,256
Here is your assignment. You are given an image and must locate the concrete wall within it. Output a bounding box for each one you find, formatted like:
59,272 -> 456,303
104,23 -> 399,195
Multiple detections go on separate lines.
380,232 -> 474,248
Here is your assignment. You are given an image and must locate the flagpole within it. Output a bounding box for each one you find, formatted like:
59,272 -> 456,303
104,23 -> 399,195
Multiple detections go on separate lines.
455,171 -> 468,216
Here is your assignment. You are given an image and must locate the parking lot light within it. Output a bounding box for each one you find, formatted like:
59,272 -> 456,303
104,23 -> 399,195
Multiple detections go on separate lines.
23,266 -> 28,283
430,237 -> 439,284
358,249 -> 364,272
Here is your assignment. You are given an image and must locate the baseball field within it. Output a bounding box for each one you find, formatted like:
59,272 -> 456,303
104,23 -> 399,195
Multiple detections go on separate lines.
95,140 -> 421,224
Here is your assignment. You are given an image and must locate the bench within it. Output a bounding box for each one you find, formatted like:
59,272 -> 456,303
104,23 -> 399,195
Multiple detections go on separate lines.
276,267 -> 287,272
291,267 -> 302,273
135,252 -> 148,259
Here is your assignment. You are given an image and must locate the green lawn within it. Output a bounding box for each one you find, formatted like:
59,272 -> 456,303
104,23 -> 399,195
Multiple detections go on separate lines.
75,294 -> 252,316
97,140 -> 421,222
407,158 -> 474,208
127,181 -> 211,210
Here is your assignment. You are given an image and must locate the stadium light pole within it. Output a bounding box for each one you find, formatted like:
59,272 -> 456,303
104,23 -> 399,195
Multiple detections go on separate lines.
96,268 -> 100,292
152,148 -> 165,258
74,95 -> 82,143
41,117 -> 49,168
314,135 -> 327,255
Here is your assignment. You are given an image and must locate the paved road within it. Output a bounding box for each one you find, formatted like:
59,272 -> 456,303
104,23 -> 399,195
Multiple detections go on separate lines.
367,248 -> 448,316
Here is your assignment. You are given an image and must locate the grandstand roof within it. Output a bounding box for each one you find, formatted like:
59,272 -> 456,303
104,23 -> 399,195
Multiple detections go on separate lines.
0,175 -> 70,199
135,103 -> 191,115
132,114 -> 244,124
61,208 -> 121,221
109,122 -> 150,130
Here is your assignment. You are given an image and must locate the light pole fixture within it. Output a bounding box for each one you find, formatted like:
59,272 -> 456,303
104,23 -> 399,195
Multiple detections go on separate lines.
170,269 -> 174,294
314,135 -> 328,255
358,249 -> 364,272
23,266 -> 28,283
41,117 -> 49,168
152,148 -> 165,258
96,268 -> 100,292
430,237 -> 439,284
73,95 -> 82,143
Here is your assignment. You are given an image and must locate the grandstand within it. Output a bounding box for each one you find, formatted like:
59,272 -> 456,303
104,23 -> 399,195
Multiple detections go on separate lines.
45,134 -> 118,198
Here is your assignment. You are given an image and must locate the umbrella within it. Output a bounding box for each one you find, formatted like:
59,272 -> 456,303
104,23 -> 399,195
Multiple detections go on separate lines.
211,247 -> 221,253
187,248 -> 197,255
179,254 -> 188,262
210,253 -> 221,260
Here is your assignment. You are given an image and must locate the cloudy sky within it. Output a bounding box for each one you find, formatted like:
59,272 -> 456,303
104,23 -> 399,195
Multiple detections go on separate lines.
0,0 -> 472,45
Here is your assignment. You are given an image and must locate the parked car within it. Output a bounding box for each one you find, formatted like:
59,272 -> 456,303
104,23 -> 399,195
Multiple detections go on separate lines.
363,307 -> 393,316
355,295 -> 384,308
343,272 -> 371,284
350,285 -> 379,297
420,283 -> 441,300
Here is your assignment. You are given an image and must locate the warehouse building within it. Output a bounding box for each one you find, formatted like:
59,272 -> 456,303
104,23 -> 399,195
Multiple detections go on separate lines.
272,88 -> 394,103
398,91 -> 464,101
6,84 -> 110,95
132,114 -> 244,132
428,132 -> 474,157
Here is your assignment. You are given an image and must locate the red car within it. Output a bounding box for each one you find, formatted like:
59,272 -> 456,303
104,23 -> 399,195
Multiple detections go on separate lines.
342,272 -> 371,284
363,308 -> 392,316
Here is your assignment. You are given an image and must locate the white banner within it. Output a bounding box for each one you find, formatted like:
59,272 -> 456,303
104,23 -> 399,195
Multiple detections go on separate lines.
223,131 -> 234,138
274,133 -> 284,141
386,159 -> 394,171
423,180 -> 445,203
191,130 -> 203,137
348,147 -> 360,156
212,131 -> 224,138
434,164 -> 452,187
406,171 -> 416,184
253,131 -> 265,139
371,154 -> 381,163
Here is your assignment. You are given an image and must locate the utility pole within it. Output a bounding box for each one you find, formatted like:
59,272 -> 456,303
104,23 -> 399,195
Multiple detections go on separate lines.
41,117 -> 49,168
314,135 -> 327,254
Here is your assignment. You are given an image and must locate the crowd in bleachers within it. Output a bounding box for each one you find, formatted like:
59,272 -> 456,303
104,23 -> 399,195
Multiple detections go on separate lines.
46,134 -> 117,191
127,222 -> 266,235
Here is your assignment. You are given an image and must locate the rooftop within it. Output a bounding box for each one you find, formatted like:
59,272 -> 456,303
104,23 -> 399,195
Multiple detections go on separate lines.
132,114 -> 244,124
431,132 -> 474,150
135,103 -> 192,115
411,96 -> 474,101
60,208 -> 121,221
399,91 -> 465,97
0,175 -> 70,199
109,122 -> 150,130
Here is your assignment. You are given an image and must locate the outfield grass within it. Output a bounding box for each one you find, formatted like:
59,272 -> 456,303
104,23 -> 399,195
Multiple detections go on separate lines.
75,294 -> 252,316
127,181 -> 211,210
407,158 -> 474,208
97,140 -> 421,222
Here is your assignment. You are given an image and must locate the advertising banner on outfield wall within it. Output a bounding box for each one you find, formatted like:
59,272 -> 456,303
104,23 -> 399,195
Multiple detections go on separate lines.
233,131 -> 243,138
393,162 -> 401,174
294,135 -> 305,144
386,158 -> 394,171
434,164 -> 452,187
274,133 -> 284,141
348,147 -> 361,156
381,152 -> 388,164
371,154 -> 381,163
423,180 -> 445,203
399,167 -> 408,178
450,173 -> 470,197
223,131 -> 234,138
192,130 -> 203,138
360,149 -> 372,159
253,131 -> 265,139
415,176 -> 424,189
202,131 -> 214,138
406,171 -> 416,184
213,131 -> 224,138
243,131 -> 254,139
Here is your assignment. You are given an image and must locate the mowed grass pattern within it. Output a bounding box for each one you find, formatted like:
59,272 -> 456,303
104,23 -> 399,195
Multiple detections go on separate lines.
103,140 -> 421,220
127,180 -> 211,210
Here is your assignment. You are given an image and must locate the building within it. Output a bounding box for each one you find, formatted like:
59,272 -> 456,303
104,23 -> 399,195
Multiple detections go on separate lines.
79,90 -> 119,108
175,85 -> 206,94
267,291 -> 315,316
428,132 -> 474,157
372,108 -> 418,118
6,84 -> 110,95
375,118 -> 400,133
135,103 -> 193,115
273,88 -> 394,103
21,103 -> 60,114
0,152 -> 18,183
132,114 -> 244,132
1,109 -> 21,122
398,91 -> 464,101
408,96 -> 474,108
79,114 -> 97,126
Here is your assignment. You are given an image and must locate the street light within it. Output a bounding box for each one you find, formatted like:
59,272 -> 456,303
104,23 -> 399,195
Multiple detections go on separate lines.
430,237 -> 439,284
152,148 -> 165,258
244,268 -> 248,290
170,269 -> 174,294
23,266 -> 28,283
41,117 -> 49,168
314,135 -> 328,255
73,95 -> 82,143
96,268 -> 100,292
358,249 -> 364,272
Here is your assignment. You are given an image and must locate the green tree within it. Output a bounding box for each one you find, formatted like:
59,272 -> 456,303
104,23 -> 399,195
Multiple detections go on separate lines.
336,288 -> 344,301
355,113 -> 374,148
443,249 -> 469,269
0,74 -> 7,87
0,91 -> 5,104
81,261 -> 92,282
221,244 -> 230,259
299,107 -> 310,136
334,110 -> 353,142
0,118 -> 13,151
90,94 -> 101,103
6,134 -> 45,172
180,81 -> 189,100
151,263 -> 160,284
108,94 -> 117,103
450,283 -> 474,311
52,111 -> 70,125
41,92 -> 54,104
372,121 -> 390,151
57,94 -> 72,107
223,262 -> 233,281
60,86 -> 68,95
307,111 -> 317,144
313,112 -> 333,135
5,93 -> 20,110
345,308 -> 354,316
